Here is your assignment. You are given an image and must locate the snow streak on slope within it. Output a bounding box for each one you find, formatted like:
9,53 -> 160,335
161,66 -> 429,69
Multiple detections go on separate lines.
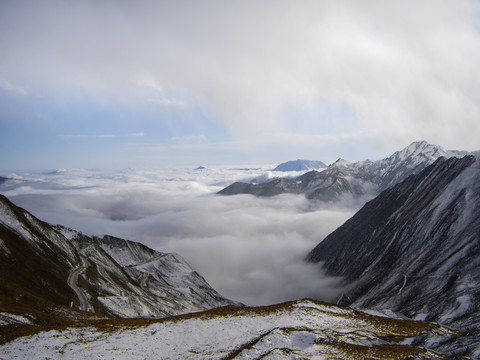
0,300 -> 457,360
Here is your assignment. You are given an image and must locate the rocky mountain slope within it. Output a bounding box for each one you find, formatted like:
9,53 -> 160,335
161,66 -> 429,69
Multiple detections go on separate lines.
306,155 -> 480,358
63,230 -> 237,315
219,141 -> 468,202
0,194 -> 236,330
273,159 -> 327,171
0,299 -> 458,359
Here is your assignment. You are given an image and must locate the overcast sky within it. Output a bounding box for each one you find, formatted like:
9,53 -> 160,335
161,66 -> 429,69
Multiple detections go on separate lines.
1,0 -> 480,170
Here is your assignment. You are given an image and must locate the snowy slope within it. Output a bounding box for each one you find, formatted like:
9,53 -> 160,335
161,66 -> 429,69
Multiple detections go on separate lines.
0,194 -> 236,326
219,141 -> 469,202
306,155 -> 480,358
63,231 -> 241,314
0,299 -> 457,359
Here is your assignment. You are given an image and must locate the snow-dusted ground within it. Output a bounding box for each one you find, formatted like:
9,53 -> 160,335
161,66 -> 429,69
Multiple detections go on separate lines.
0,300 -> 453,360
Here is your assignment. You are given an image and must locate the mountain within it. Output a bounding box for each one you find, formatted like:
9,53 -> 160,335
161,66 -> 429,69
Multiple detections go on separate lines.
273,159 -> 327,171
0,299 -> 458,359
0,176 -> 466,358
219,141 -> 469,202
306,155 -> 480,358
64,231 -> 237,314
0,194 -> 236,331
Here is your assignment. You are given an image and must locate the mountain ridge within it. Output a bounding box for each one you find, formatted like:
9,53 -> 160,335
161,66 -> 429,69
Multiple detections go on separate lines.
0,194 -> 237,326
218,141 -> 469,203
306,155 -> 480,358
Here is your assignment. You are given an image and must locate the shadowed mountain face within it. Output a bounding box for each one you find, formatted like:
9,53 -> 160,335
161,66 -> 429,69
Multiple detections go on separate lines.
0,194 -> 237,329
306,155 -> 480,358
219,141 -> 468,203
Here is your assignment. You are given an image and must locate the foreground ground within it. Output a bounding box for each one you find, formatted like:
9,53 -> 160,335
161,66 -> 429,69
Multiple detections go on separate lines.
0,299 -> 459,360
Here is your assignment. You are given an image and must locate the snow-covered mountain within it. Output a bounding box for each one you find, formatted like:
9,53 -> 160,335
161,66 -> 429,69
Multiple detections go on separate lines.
219,141 -> 468,202
273,159 -> 327,171
0,194 -> 236,327
306,154 -> 480,358
0,299 -> 457,359
65,231 -> 237,315
0,162 -> 470,358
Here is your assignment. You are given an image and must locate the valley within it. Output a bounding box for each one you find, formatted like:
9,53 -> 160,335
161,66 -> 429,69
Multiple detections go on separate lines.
1,141 -> 479,358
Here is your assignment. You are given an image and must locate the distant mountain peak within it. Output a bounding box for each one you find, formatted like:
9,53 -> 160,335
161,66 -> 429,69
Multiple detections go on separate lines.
394,140 -> 470,160
219,141 -> 470,203
331,158 -> 349,166
273,159 -> 327,172
392,140 -> 445,159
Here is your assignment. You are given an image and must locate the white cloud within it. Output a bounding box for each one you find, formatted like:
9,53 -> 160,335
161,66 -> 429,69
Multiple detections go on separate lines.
97,134 -> 115,138
146,98 -> 184,106
170,135 -> 207,143
2,167 -> 356,305
2,79 -> 27,96
1,0 -> 479,156
58,134 -> 116,139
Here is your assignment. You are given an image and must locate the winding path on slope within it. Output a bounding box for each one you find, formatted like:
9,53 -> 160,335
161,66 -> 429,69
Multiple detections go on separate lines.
68,261 -> 93,312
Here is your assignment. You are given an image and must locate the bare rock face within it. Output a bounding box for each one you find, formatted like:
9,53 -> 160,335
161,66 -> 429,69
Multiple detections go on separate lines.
307,155 -> 480,358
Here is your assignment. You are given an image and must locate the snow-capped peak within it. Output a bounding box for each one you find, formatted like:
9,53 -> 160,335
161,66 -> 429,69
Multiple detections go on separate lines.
218,141 -> 470,203
331,158 -> 349,167
391,141 -> 447,162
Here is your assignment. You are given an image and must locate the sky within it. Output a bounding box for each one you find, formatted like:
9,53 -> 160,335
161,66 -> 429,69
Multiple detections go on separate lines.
1,0 -> 480,170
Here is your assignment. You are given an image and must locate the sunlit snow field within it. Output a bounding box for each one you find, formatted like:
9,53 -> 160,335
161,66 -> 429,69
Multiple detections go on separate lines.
0,166 -> 356,305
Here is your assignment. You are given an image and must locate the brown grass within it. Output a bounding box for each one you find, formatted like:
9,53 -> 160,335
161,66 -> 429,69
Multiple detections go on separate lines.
0,297 -> 459,360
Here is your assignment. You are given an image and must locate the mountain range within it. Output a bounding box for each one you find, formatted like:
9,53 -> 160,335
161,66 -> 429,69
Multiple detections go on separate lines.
307,154 -> 480,358
1,140 -> 478,358
219,141 -> 468,203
